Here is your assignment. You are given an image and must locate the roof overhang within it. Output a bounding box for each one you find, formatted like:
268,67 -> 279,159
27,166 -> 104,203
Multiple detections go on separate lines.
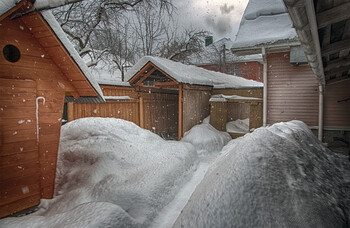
231,41 -> 301,56
283,0 -> 325,86
284,0 -> 350,86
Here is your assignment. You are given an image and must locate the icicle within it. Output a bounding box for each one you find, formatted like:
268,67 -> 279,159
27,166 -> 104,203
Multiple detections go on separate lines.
36,96 -> 46,143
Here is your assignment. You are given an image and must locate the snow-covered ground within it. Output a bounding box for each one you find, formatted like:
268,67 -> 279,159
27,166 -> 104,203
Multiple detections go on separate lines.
0,117 -> 229,228
174,120 -> 350,227
1,119 -> 349,227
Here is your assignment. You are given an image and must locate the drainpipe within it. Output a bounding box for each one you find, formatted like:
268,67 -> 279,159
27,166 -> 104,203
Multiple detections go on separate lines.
262,47 -> 267,127
318,84 -> 324,141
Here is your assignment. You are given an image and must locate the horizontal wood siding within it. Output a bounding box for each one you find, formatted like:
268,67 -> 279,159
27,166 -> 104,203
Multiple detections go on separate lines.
0,14 -> 71,217
183,85 -> 211,133
0,79 -> 41,218
324,80 -> 350,128
267,52 -> 319,126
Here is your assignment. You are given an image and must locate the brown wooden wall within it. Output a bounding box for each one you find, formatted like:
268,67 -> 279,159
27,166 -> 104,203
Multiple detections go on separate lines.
68,86 -> 140,125
212,88 -> 263,98
324,80 -> 350,128
227,103 -> 250,121
183,85 -> 211,133
141,89 -> 178,138
69,86 -> 179,139
0,16 -> 71,217
267,52 -> 319,126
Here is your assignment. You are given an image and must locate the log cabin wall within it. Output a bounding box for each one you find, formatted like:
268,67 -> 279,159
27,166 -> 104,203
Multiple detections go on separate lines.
266,52 -> 319,126
182,85 -> 211,133
0,16 -> 73,217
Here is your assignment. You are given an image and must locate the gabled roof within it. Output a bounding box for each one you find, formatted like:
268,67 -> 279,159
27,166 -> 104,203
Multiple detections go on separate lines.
232,0 -> 299,52
1,0 -> 105,103
125,56 -> 263,89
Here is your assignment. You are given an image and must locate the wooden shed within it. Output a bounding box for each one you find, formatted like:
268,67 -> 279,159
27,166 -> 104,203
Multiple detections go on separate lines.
210,89 -> 263,138
0,0 -> 104,217
125,56 -> 263,139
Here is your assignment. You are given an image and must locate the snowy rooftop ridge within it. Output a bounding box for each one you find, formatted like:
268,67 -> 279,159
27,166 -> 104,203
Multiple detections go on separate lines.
0,0 -> 20,16
232,0 -> 298,49
125,56 -> 263,89
188,38 -> 263,65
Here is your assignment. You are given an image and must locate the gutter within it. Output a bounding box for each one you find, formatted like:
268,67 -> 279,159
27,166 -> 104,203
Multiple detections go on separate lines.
262,47 -> 268,127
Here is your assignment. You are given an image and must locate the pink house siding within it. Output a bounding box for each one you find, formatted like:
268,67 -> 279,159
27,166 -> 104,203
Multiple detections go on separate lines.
267,52 -> 319,126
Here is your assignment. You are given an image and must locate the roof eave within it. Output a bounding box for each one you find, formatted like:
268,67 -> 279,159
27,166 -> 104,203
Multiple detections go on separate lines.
283,0 -> 325,86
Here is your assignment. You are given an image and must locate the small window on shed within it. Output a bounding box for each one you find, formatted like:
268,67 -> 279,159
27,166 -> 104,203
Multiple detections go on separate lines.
3,44 -> 21,63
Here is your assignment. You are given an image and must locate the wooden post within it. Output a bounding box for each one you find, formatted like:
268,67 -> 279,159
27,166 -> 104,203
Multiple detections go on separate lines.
209,101 -> 227,131
67,102 -> 74,122
178,84 -> 183,140
139,96 -> 144,128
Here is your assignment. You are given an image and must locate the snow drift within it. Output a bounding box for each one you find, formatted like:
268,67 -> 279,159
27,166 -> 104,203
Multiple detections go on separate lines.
174,120 -> 350,227
0,118 -> 198,228
182,117 -> 231,155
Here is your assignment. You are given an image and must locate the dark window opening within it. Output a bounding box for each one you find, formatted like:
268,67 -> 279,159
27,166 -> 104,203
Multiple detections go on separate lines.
3,44 -> 21,63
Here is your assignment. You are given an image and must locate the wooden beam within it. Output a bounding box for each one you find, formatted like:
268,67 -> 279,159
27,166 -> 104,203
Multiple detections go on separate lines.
324,55 -> 350,71
178,84 -> 183,140
326,74 -> 350,85
135,67 -> 157,86
317,2 -> 350,28
325,65 -> 350,76
67,102 -> 74,122
154,81 -> 179,87
0,0 -> 31,22
129,62 -> 153,84
322,38 -> 350,55
139,96 -> 144,128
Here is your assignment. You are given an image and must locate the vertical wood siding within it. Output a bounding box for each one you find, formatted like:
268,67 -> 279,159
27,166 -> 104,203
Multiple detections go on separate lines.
267,52 -> 319,126
183,85 -> 211,133
324,80 -> 350,128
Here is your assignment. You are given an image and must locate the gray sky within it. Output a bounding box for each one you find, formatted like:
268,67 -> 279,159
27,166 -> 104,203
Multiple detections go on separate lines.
173,0 -> 249,41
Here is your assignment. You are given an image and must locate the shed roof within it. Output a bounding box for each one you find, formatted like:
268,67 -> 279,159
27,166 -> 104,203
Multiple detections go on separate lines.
0,0 -> 105,103
126,56 -> 263,89
232,0 -> 298,51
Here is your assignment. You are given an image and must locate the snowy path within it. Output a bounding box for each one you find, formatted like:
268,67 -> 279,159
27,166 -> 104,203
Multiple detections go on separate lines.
150,156 -> 217,228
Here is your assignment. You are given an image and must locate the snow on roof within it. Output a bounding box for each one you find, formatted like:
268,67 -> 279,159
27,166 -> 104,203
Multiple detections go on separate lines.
188,38 -> 262,65
0,0 -> 20,16
232,0 -> 298,49
125,56 -> 263,89
90,62 -> 131,87
209,94 -> 263,102
40,11 -> 104,101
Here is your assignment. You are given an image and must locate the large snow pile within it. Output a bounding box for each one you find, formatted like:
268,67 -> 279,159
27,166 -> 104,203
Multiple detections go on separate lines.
226,118 -> 249,133
0,118 -> 198,228
182,117 -> 231,155
174,120 -> 350,227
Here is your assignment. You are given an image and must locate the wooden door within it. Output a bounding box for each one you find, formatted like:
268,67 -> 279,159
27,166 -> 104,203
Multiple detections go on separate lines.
0,78 -> 41,217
